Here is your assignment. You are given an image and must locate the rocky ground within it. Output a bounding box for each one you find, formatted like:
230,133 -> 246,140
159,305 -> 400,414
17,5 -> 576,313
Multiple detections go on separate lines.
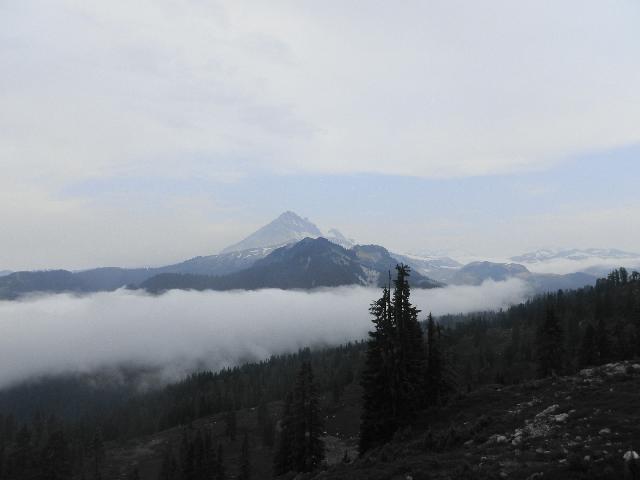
306,362 -> 640,480
101,362 -> 640,479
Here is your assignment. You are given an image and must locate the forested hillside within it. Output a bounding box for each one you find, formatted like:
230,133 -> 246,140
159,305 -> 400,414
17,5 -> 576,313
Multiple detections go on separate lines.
0,268 -> 638,479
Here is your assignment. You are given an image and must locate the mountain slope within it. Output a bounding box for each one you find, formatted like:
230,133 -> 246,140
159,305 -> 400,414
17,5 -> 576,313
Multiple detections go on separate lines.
0,270 -> 87,299
391,253 -> 462,283
312,362 -> 640,480
221,211 -> 322,253
141,238 -> 442,293
450,261 -> 530,285
447,261 -> 598,292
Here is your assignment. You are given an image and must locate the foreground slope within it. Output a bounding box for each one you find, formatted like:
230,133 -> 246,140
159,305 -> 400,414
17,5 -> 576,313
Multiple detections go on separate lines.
312,362 -> 640,480
96,362 -> 640,480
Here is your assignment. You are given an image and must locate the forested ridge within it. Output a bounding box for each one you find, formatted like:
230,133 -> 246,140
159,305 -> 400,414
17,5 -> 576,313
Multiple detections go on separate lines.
0,268 -> 638,479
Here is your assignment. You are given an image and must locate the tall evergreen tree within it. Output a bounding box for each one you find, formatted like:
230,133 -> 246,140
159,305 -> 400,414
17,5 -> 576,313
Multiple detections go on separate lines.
359,283 -> 395,453
273,393 -> 294,476
360,265 -> 427,453
392,265 -> 427,417
274,362 -> 324,474
535,308 -> 564,377
579,323 -> 598,367
41,430 -> 71,480
214,444 -> 226,480
158,447 -> 177,480
224,409 -> 237,441
238,432 -> 250,480
596,316 -> 610,363
426,313 -> 447,406
90,428 -> 104,480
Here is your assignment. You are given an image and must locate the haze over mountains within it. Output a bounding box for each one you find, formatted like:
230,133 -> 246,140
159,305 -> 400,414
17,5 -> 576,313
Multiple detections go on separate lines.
0,211 -> 637,300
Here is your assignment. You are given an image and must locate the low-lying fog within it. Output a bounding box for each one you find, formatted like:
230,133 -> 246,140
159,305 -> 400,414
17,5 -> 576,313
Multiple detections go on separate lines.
0,279 -> 529,389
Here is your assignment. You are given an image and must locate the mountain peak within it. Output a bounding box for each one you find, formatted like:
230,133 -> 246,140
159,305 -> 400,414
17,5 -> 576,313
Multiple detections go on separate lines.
221,211 -> 322,254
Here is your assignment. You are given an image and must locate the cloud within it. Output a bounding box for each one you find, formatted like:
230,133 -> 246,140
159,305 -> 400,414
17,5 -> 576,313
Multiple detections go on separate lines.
1,0 -> 639,185
0,280 -> 528,389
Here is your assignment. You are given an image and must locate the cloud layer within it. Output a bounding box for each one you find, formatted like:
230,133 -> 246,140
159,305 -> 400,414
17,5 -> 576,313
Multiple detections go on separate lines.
0,280 -> 528,388
2,1 -> 639,183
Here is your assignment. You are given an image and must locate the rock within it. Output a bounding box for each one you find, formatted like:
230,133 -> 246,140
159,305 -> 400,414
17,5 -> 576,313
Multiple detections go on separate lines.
623,451 -> 640,480
525,473 -> 544,480
554,413 -> 569,423
537,404 -> 559,417
496,435 -> 508,444
599,428 -> 611,435
584,455 -> 591,461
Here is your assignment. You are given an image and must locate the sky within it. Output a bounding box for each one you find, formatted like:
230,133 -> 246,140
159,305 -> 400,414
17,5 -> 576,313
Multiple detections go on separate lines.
1,0 -> 639,270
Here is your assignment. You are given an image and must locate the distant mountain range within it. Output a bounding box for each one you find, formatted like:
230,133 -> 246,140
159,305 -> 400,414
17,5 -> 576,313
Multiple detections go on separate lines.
1,211 -> 633,300
511,247 -> 640,264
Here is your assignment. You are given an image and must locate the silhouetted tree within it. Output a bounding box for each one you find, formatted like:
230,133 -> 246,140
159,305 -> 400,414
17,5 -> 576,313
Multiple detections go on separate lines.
238,432 -> 250,480
360,265 -> 427,453
536,308 -> 564,377
225,410 -> 237,441
274,362 -> 324,474
91,428 -> 104,480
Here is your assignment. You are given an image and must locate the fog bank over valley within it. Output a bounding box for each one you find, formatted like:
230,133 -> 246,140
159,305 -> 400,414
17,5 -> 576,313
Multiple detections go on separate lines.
0,280 -> 529,389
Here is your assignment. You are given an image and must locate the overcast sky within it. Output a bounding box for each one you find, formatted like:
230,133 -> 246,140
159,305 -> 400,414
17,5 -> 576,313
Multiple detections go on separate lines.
1,1 -> 639,270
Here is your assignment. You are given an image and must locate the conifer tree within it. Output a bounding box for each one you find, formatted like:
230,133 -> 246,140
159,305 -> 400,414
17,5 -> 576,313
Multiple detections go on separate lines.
359,284 -> 395,453
90,428 -> 104,480
274,362 -> 324,474
215,444 -> 226,480
360,265 -> 428,453
158,447 -> 177,480
225,409 -> 237,441
238,432 -> 251,480
273,392 -> 294,475
292,362 -> 324,472
426,313 -> 446,406
596,316 -> 610,363
41,430 -> 71,480
579,323 -> 598,367
392,265 -> 427,418
535,308 -> 564,377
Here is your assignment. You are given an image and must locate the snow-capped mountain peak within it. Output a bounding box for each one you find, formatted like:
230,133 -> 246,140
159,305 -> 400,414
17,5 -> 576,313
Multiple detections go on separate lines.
221,211 -> 323,254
